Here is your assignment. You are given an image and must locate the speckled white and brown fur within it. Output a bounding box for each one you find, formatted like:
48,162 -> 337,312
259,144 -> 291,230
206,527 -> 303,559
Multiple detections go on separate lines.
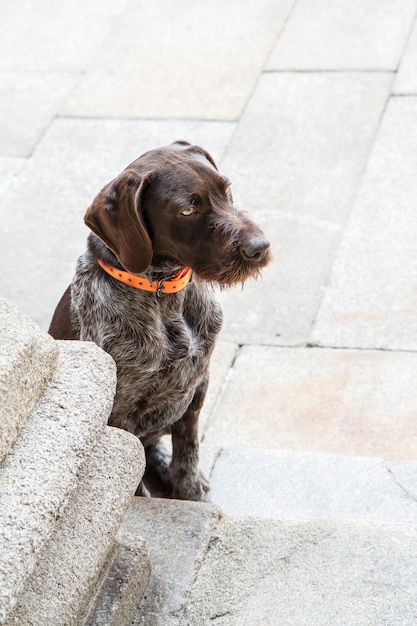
49,141 -> 271,501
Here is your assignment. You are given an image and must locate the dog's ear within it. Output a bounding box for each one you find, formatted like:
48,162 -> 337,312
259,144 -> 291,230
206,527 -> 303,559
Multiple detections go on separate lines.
84,170 -> 152,274
190,145 -> 219,171
171,140 -> 219,171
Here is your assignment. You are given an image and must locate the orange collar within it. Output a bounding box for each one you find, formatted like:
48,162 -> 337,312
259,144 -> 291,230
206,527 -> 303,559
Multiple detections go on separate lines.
97,259 -> 192,297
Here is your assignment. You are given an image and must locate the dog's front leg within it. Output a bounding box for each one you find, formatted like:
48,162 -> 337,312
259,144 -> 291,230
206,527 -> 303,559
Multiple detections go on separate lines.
170,377 -> 210,501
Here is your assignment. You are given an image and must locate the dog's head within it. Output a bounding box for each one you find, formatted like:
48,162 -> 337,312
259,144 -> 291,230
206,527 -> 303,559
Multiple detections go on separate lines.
84,141 -> 271,285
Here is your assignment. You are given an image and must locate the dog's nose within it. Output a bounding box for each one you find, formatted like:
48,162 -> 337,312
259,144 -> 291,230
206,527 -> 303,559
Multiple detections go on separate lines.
241,236 -> 270,263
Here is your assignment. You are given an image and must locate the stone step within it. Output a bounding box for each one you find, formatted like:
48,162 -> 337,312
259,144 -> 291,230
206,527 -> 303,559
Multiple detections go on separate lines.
121,498 -> 222,626
0,340 -> 118,623
82,527 -> 150,626
0,297 -> 58,462
7,427 -> 147,626
205,446 -> 417,524
120,493 -> 417,626
180,516 -> 417,626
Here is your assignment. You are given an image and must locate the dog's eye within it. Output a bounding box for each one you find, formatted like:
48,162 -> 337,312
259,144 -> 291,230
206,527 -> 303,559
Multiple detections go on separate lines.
181,207 -> 196,216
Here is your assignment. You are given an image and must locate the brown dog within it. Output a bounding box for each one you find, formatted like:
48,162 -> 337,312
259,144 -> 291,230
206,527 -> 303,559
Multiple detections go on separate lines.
49,141 -> 271,500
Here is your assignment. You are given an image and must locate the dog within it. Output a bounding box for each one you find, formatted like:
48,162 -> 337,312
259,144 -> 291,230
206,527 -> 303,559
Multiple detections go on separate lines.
49,141 -> 271,501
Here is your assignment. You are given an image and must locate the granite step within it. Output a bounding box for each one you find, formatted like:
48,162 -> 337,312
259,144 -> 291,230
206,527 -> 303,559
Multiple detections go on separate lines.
122,485 -> 417,626
121,498 -> 222,626
82,526 -> 150,626
0,297 -> 58,462
180,516 -> 417,626
6,427 -> 147,626
0,340 -> 119,623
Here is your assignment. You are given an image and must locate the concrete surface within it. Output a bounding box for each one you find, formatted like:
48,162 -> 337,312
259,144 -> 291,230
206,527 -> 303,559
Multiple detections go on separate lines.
0,297 -> 58,462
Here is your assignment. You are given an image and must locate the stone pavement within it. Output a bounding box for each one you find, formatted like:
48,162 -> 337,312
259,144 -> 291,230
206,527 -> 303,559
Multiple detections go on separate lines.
2,0 -> 417,624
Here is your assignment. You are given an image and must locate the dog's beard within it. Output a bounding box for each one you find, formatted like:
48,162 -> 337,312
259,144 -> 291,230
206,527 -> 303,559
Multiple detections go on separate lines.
193,247 -> 271,287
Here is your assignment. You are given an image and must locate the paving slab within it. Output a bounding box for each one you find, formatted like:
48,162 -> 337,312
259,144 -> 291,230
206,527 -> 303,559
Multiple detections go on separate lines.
181,517 -> 417,626
0,117 -> 234,329
0,341 -> 115,622
217,214 -> 341,345
203,346 -> 417,460
61,0 -> 294,120
0,72 -> 77,157
311,97 -> 417,350
0,0 -> 129,72
208,447 -> 417,523
199,341 -> 238,434
0,297 -> 58,463
267,0 -> 417,70
217,72 -> 391,345
7,427 -> 145,626
394,19 -> 417,93
122,498 -> 221,626
219,72 -> 392,220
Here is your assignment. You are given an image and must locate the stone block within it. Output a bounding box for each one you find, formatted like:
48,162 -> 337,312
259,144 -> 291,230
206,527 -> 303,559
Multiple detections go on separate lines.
203,346 -> 417,460
267,0 -> 416,70
8,427 -> 145,626
181,517 -> 417,625
83,530 -> 150,626
311,98 -> 417,350
60,0 -> 294,120
0,117 -> 234,330
0,297 -> 58,463
0,341 -> 116,623
208,447 -> 417,523
123,498 -> 221,626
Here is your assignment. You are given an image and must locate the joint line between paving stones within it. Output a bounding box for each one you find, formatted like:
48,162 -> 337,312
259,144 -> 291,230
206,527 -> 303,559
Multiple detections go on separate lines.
306,70 -> 400,344
305,342 -> 417,355
238,341 -> 417,354
207,447 -> 224,480
391,93 -> 417,99
217,0 -> 299,137
263,68 -> 396,75
394,4 -> 417,73
386,466 -> 417,505
56,113 -> 239,124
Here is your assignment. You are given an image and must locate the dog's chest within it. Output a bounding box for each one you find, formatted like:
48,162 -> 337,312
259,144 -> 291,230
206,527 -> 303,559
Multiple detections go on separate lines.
112,295 -> 221,434
74,275 -> 223,434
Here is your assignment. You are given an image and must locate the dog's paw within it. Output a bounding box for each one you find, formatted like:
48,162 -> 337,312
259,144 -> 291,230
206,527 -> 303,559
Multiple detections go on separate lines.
173,470 -> 211,502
